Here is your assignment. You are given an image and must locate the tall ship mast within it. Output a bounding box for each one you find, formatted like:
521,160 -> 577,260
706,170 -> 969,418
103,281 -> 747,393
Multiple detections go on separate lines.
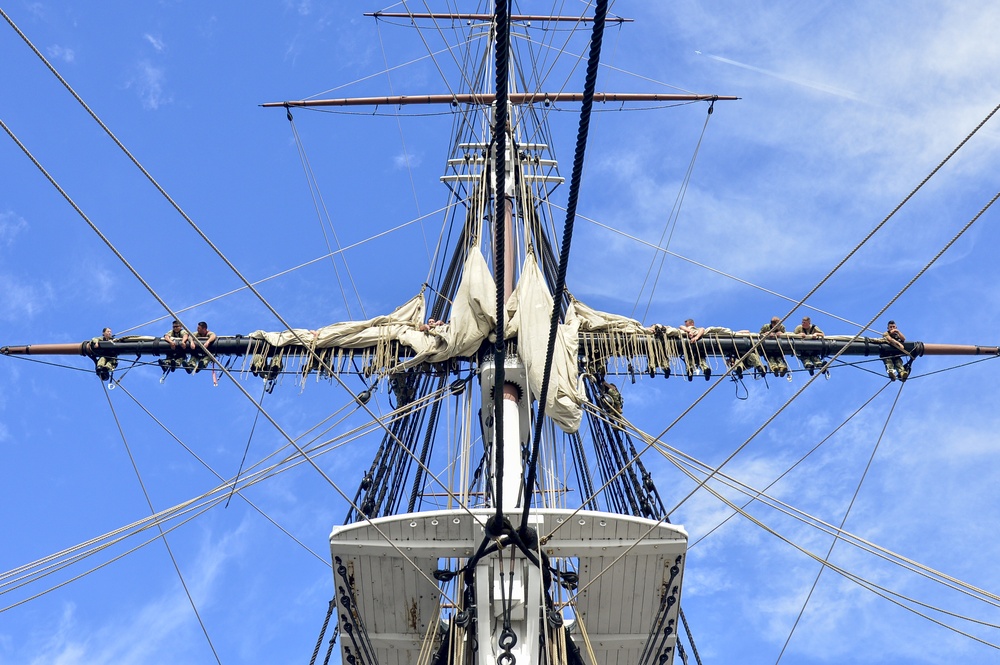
2,4 -> 1000,664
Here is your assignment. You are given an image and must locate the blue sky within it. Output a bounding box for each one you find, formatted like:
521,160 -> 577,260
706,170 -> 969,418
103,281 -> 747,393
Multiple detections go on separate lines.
2,1 -> 1000,664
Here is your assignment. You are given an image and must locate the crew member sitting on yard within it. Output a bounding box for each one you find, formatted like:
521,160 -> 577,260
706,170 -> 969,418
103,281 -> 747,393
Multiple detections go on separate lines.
94,327 -> 117,381
164,320 -> 189,349
882,320 -> 911,381
188,321 -> 218,372
760,316 -> 788,377
793,316 -> 825,375
160,320 -> 190,373
679,318 -> 711,380
726,348 -> 765,380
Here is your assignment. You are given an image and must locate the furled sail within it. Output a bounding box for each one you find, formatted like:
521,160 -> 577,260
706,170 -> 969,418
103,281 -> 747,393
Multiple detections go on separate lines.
570,298 -> 652,334
250,250 -> 683,433
248,249 -> 497,369
505,253 -> 586,433
248,292 -> 426,348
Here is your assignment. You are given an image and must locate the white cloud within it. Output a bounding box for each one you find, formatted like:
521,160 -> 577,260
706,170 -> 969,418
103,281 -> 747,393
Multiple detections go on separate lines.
292,0 -> 313,17
0,211 -> 27,247
45,44 -> 75,64
18,524 -> 246,665
83,264 -> 116,305
143,33 -> 165,52
0,274 -> 53,321
393,151 -> 421,170
127,61 -> 171,110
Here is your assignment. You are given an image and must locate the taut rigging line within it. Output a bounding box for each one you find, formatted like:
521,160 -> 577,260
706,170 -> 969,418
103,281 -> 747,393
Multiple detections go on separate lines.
775,384 -> 904,663
537,129 -> 1000,545
2,13 -> 519,597
522,0 -> 612,534
3,6 -> 472,531
101,384 -> 223,665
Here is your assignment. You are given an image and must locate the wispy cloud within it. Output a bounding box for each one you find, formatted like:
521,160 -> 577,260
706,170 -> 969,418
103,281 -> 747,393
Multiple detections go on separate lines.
127,61 -> 171,110
19,524 -> 245,665
393,151 -> 421,170
45,44 -> 75,64
0,275 -> 53,321
143,33 -> 165,52
84,264 -> 116,305
286,0 -> 313,17
0,211 -> 27,247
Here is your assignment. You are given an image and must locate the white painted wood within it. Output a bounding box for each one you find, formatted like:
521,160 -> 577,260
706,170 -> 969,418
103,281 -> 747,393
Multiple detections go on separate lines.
330,509 -> 687,665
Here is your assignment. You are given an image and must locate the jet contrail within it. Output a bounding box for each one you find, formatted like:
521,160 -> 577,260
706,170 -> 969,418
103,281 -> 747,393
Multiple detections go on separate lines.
695,50 -> 862,102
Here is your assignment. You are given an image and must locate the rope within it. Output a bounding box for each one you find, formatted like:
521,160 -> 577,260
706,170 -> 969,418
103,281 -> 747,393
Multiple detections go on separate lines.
492,0 -> 512,523
690,382 -> 891,549
115,207 -> 444,336
575,210 -> 925,334
774,384 -> 904,663
521,0 -> 611,533
374,16 -> 432,267
100,384 -> 223,664
2,100 -> 490,608
309,598 -> 336,665
551,403 -> 1000,643
629,187 -> 999,535
2,9 -> 463,537
640,435 -> 1000,609
656,442 -> 1000,648
225,381 -> 269,507
287,110 -> 366,319
113,382 -> 329,565
0,494 -> 221,613
0,401 -> 386,602
634,101 -> 714,323
679,608 -> 703,665
0,383 -> 474,614
0,355 -> 91,373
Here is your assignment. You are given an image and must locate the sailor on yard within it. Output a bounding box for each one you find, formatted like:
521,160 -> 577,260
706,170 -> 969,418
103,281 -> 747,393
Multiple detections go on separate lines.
726,347 -> 765,380
188,321 -> 217,372
882,320 -> 911,381
679,318 -> 711,380
760,316 -> 789,377
793,316 -> 825,375
93,327 -> 117,381
160,320 -> 190,374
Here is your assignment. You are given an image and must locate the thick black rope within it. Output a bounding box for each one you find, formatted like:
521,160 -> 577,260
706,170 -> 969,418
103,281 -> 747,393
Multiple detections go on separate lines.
679,607 -> 703,665
309,598 -> 336,665
491,0 -> 511,524
321,623 -> 339,665
520,0 -> 611,533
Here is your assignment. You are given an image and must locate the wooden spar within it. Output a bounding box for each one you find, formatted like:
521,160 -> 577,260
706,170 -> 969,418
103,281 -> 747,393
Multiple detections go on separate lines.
921,343 -> 1000,356
0,339 -> 258,357
3,337 -> 997,359
1,342 -> 92,356
364,12 -> 633,24
261,92 -> 737,109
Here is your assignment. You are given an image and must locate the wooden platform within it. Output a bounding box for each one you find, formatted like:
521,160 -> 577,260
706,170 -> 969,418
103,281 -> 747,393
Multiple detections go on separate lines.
330,508 -> 688,665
